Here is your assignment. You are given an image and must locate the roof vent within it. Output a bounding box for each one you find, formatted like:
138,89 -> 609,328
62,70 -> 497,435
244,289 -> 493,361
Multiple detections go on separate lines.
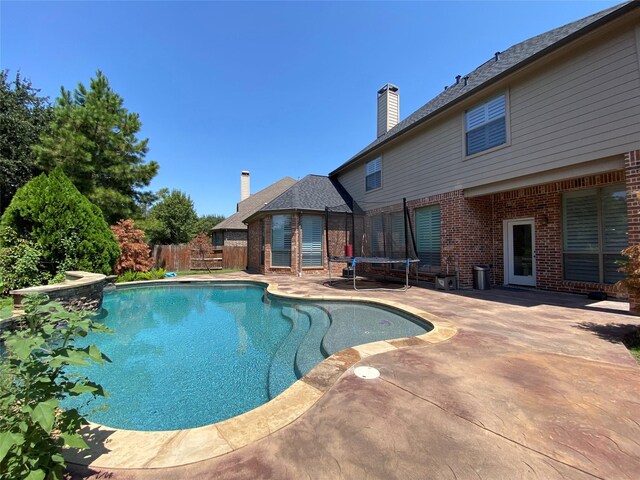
463,76 -> 469,86
455,75 -> 461,84
377,83 -> 400,138
495,51 -> 501,61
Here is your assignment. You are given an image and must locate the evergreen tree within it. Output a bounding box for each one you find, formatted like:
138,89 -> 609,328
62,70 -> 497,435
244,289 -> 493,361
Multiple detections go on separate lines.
34,71 -> 158,223
0,167 -> 120,276
0,70 -> 52,214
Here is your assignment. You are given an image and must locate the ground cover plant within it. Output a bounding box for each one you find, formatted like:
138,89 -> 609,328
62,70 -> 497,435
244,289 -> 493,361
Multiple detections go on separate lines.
115,268 -> 167,283
0,296 -> 111,480
0,296 -> 13,320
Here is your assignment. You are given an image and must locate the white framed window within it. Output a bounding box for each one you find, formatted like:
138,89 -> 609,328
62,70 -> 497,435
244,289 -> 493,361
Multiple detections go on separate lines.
301,215 -> 323,267
365,157 -> 382,192
271,214 -> 292,267
562,186 -> 627,284
465,94 -> 507,156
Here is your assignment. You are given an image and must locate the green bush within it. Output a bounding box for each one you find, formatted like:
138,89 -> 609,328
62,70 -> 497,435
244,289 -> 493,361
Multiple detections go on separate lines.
0,167 -> 120,276
0,227 -> 50,294
115,268 -> 166,283
0,295 -> 111,480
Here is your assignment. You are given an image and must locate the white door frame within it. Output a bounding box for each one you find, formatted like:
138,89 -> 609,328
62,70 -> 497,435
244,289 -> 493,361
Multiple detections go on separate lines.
503,218 -> 536,287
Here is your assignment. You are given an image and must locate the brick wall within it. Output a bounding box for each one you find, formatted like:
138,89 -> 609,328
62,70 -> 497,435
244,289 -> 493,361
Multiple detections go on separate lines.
246,221 -> 263,273
625,150 -> 640,313
224,231 -> 247,247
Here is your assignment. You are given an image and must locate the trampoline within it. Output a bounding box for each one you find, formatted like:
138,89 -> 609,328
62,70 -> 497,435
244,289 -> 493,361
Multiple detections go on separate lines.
326,198 -> 420,291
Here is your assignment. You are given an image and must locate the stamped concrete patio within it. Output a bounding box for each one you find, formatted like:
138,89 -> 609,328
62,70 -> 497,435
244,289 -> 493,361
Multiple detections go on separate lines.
72,273 -> 640,480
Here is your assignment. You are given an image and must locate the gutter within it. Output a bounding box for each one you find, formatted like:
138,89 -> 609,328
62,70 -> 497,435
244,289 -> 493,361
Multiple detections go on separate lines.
328,1 -> 638,177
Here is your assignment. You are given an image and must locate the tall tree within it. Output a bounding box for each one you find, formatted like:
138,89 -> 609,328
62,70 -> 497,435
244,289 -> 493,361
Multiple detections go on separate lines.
0,70 -> 52,214
144,190 -> 198,244
34,70 -> 159,223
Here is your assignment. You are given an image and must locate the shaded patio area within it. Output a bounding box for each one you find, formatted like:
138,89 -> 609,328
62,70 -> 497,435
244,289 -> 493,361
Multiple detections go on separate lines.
72,273 -> 640,479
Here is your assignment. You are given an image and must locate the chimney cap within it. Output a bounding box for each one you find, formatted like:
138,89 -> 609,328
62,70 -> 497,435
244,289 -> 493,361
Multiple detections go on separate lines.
377,83 -> 399,96
241,170 -> 250,175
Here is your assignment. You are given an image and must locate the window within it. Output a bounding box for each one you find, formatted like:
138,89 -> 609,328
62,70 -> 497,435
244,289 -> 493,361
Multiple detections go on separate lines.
415,205 -> 441,267
562,186 -> 627,284
465,94 -> 506,156
302,216 -> 323,267
271,215 -> 292,267
365,157 -> 382,191
213,232 -> 224,247
370,215 -> 385,257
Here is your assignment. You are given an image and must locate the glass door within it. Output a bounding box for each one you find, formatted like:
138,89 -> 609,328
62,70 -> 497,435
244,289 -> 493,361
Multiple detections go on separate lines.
505,219 -> 536,286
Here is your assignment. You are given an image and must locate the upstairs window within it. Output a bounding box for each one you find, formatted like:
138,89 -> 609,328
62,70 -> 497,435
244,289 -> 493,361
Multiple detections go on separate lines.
365,157 -> 382,191
465,94 -> 507,156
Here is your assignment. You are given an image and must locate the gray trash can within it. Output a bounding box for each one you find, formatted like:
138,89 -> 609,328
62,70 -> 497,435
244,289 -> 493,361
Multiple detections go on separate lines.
473,264 -> 491,290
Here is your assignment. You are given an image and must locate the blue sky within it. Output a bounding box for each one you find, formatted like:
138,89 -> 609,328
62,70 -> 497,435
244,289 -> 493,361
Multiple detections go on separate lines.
1,1 -> 620,217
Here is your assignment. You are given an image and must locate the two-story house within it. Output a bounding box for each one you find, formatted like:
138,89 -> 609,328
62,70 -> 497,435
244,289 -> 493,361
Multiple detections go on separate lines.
247,2 -> 640,299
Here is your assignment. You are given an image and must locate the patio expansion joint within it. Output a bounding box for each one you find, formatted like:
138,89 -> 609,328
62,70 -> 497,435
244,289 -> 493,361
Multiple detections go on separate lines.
380,377 -> 606,480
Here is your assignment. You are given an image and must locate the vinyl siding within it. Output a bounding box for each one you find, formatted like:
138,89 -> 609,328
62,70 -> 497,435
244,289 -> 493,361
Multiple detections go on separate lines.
338,26 -> 640,207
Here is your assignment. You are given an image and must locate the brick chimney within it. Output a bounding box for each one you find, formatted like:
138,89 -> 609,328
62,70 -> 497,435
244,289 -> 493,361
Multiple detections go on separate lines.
240,171 -> 250,201
377,84 -> 399,138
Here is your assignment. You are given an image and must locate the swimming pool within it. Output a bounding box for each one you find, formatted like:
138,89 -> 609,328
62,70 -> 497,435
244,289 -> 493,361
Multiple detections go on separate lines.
65,282 -> 432,431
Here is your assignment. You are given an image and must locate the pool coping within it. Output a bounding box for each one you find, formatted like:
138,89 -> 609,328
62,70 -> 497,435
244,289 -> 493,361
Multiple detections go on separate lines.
64,278 -> 458,470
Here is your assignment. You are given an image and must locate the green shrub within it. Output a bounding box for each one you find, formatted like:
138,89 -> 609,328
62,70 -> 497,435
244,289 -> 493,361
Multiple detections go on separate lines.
0,167 -> 120,276
0,295 -> 111,480
0,227 -> 50,294
115,268 -> 166,283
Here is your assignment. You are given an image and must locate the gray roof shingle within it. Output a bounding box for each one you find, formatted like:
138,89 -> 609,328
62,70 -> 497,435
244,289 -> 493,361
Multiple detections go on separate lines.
329,2 -> 635,176
212,176 -> 297,231
246,175 -> 361,222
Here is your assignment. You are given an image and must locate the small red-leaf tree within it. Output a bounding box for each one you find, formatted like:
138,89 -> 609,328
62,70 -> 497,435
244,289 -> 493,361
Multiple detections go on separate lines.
110,219 -> 153,274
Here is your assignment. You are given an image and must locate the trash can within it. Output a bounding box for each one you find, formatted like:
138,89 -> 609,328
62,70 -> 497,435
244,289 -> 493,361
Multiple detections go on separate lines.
473,264 -> 491,290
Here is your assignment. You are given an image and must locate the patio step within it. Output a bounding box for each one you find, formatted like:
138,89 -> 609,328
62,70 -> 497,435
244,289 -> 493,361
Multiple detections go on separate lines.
267,306 -> 311,399
294,305 -> 331,378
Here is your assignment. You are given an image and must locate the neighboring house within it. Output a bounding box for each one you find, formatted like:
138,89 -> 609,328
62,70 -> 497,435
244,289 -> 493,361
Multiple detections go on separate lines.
246,2 -> 640,300
326,2 -> 640,295
212,174 -> 297,247
245,175 -> 360,275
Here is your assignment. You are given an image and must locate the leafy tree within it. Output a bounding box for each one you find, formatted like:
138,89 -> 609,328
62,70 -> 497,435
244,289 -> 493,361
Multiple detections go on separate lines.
194,214 -> 225,235
110,219 -> 153,274
0,295 -> 111,480
34,70 -> 159,224
0,70 -> 52,215
145,189 -> 198,244
0,167 -> 120,276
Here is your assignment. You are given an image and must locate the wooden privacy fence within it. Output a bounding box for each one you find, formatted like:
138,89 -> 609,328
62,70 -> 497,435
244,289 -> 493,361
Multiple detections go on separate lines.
152,245 -> 247,272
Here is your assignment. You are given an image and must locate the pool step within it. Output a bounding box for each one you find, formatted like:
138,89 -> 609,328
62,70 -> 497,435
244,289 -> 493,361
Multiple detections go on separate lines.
294,305 -> 331,378
267,306 -> 311,399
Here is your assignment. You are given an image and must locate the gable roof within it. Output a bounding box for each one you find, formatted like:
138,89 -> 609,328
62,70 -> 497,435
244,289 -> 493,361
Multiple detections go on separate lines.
244,174 -> 361,223
329,1 -> 637,176
212,176 -> 297,231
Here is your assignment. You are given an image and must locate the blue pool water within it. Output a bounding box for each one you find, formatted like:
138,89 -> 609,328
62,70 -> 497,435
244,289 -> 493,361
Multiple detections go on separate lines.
65,282 -> 431,431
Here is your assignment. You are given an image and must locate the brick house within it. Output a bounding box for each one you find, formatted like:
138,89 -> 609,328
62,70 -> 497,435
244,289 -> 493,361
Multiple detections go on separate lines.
245,175 -> 360,275
245,3 -> 640,302
327,2 -> 640,296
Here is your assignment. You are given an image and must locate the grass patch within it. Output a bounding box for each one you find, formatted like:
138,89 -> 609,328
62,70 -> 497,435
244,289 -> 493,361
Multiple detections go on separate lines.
623,327 -> 640,363
176,269 -> 241,276
1,296 -> 14,319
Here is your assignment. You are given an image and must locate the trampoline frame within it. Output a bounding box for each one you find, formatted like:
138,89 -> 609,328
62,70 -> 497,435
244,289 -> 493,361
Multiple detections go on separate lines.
328,256 -> 420,291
